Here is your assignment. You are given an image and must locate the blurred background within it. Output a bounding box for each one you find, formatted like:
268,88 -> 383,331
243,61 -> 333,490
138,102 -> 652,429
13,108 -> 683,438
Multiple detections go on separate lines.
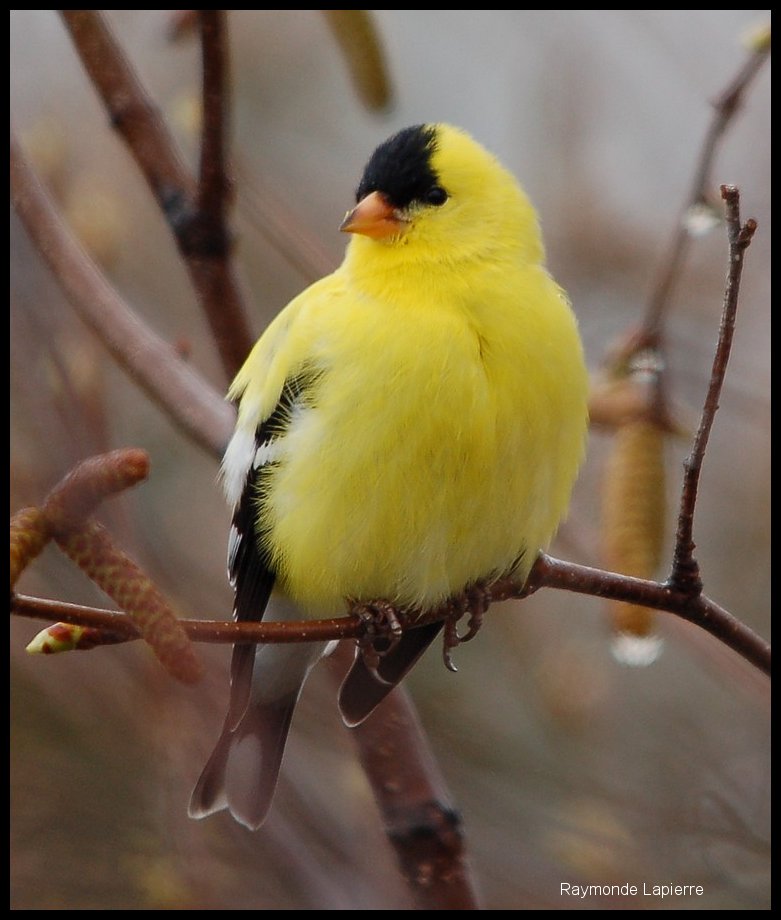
10,10 -> 770,910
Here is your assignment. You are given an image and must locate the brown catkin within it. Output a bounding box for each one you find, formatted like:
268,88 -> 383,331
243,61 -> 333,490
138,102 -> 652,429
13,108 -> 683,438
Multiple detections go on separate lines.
56,520 -> 202,684
602,419 -> 666,638
322,10 -> 392,111
43,448 -> 149,534
10,506 -> 51,588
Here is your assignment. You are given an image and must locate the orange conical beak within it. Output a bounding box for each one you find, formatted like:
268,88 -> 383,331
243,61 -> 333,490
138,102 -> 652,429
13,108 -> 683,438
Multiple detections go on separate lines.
339,191 -> 409,240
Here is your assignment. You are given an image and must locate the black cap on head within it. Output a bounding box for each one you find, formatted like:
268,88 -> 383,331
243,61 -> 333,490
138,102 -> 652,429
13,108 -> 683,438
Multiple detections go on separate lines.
356,125 -> 440,210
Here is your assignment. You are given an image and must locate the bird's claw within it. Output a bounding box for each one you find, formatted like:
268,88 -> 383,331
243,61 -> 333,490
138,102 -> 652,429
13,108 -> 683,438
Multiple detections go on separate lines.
441,582 -> 491,672
350,598 -> 405,679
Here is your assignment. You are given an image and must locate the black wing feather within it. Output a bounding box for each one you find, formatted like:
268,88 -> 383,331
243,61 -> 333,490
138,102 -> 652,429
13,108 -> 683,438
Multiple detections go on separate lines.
226,371 -> 321,729
226,475 -> 276,729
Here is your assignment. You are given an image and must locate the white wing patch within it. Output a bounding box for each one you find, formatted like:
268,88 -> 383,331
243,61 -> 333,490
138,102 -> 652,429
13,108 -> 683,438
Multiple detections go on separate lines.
222,393 -> 312,509
221,426 -> 257,508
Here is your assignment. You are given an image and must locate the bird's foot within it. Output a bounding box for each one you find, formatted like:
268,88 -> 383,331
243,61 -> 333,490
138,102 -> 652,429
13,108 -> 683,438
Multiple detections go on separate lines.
350,599 -> 405,679
442,582 -> 492,673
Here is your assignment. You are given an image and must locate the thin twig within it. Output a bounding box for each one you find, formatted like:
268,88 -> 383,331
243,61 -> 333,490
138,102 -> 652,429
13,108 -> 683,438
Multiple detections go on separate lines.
11,550 -> 770,675
600,37 -> 770,426
642,37 -> 769,339
669,187 -> 757,592
526,555 -> 770,675
11,593 -> 362,643
10,132 -> 234,458
59,10 -> 254,380
686,43 -> 771,229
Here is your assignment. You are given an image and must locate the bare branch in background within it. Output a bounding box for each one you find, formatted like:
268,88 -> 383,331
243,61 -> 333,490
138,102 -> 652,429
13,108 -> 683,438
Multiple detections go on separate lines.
591,36 -> 770,656
643,34 -> 770,340
328,644 -> 481,909
60,9 -> 254,379
9,133 -> 234,457
197,11 -> 231,230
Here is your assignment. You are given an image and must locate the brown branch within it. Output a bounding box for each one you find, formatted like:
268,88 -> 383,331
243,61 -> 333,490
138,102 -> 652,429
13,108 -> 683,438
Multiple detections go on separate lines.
669,186 -> 757,592
11,550 -> 770,676
197,11 -> 230,234
327,644 -> 481,909
59,10 -> 254,380
642,35 -> 769,340
11,593 -> 362,643
525,555 -> 770,675
686,41 -> 771,230
10,131 -> 234,459
59,10 -> 196,207
187,9 -> 258,381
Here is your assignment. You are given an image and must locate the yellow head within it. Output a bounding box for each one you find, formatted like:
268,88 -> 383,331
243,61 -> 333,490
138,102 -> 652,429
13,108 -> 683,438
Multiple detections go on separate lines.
341,123 -> 544,268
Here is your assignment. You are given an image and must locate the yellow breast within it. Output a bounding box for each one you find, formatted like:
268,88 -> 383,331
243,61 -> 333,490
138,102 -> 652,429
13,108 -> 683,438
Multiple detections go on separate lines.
255,260 -> 587,615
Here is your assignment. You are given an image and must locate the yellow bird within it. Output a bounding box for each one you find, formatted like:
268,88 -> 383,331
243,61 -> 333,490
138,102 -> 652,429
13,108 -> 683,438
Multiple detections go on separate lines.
189,124 -> 589,830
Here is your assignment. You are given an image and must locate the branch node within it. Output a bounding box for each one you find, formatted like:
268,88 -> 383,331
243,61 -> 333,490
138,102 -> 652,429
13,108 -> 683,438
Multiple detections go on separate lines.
666,555 -> 703,598
174,208 -> 231,259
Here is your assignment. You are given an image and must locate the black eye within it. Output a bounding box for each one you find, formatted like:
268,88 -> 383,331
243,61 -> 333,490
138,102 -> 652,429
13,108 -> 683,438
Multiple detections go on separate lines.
423,185 -> 448,206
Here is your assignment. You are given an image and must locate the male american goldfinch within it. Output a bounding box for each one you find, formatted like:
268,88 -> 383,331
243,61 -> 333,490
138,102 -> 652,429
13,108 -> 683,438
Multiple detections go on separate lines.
189,124 -> 589,830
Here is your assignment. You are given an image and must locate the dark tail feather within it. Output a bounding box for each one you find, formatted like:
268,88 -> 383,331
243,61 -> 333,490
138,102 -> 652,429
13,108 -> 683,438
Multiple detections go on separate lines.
338,621 -> 444,727
189,692 -> 298,831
